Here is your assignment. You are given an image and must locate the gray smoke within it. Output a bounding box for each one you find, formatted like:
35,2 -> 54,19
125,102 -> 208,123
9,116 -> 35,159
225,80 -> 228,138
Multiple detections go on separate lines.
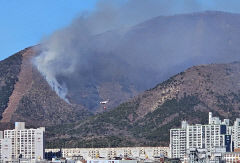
34,0 -> 240,102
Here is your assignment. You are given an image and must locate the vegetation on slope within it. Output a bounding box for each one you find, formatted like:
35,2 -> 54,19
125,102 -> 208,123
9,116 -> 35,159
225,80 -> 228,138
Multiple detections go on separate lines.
0,50 -> 23,118
46,95 -> 208,148
14,67 -> 92,127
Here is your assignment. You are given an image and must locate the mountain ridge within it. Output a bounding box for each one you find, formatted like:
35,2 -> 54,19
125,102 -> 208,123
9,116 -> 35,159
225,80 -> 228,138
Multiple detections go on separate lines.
45,61 -> 240,148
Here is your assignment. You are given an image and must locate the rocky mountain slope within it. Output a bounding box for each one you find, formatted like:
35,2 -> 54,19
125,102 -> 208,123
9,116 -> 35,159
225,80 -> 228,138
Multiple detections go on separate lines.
0,45 -> 146,127
46,61 -> 240,148
0,47 -> 90,128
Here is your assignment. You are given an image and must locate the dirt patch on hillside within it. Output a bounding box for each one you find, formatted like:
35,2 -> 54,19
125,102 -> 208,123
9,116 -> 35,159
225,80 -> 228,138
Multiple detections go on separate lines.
1,49 -> 34,122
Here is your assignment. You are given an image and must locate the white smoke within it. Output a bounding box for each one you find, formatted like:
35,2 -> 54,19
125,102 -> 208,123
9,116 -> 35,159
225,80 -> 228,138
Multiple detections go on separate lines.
34,0 -> 240,102
34,49 -> 70,102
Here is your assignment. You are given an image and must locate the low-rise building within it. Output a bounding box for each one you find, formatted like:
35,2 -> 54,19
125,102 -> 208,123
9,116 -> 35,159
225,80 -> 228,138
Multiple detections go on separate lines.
224,152 -> 240,163
46,147 -> 169,161
184,147 -> 226,163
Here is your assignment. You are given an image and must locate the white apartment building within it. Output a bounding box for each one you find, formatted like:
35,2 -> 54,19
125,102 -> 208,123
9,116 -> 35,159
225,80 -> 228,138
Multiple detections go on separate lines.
46,146 -> 169,160
0,137 -> 12,162
170,112 -> 234,160
0,122 -> 45,162
187,124 -> 227,150
232,118 -> 240,149
170,121 -> 187,159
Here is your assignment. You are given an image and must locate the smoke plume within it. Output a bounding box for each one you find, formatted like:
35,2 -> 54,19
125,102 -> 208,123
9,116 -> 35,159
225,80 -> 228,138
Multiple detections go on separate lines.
34,0 -> 240,103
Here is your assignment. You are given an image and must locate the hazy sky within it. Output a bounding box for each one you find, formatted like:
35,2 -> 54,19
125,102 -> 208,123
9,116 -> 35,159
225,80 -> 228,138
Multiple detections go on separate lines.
1,0 -> 240,61
0,0 -> 98,60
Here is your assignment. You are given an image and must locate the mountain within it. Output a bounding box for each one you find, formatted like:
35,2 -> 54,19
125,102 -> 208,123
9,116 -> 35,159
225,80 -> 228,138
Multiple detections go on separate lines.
46,61 -> 240,148
1,11 -> 240,146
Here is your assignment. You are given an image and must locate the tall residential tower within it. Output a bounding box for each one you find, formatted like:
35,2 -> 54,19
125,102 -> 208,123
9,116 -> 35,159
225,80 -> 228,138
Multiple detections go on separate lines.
0,122 -> 45,162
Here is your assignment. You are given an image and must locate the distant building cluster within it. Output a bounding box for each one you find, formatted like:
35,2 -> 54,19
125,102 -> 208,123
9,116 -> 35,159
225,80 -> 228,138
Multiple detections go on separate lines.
5,112 -> 240,162
0,122 -> 45,162
170,112 -> 240,162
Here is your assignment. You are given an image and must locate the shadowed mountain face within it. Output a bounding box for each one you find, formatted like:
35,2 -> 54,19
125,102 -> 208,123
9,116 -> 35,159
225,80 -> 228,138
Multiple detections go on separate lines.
35,11 -> 240,112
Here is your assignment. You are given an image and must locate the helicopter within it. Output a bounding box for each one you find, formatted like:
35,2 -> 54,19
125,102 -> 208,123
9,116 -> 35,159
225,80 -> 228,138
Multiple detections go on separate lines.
100,99 -> 109,104
100,99 -> 109,110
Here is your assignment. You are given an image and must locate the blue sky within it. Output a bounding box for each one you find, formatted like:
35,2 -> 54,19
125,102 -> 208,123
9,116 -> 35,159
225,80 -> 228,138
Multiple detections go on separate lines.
0,0 -> 98,60
1,0 -> 240,61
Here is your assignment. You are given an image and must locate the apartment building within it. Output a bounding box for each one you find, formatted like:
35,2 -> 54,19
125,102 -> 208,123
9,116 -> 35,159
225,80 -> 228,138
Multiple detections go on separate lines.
0,122 -> 45,162
169,121 -> 187,159
232,118 -> 240,149
46,146 -> 169,160
186,124 -> 230,151
170,112 -> 235,160
0,137 -> 12,162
